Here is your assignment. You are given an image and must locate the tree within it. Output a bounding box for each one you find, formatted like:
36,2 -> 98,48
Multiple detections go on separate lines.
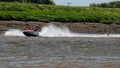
89,1 -> 120,8
0,0 -> 55,5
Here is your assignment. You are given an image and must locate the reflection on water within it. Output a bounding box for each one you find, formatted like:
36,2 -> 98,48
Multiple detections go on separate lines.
0,36 -> 120,67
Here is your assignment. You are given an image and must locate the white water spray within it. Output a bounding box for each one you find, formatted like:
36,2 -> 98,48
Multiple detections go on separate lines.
5,29 -> 25,36
4,24 -> 120,37
39,24 -> 75,37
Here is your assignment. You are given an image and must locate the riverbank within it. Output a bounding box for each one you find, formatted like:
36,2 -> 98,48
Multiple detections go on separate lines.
0,21 -> 120,34
0,2 -> 120,23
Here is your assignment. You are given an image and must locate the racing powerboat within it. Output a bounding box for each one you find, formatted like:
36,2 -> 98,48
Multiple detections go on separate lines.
23,30 -> 39,37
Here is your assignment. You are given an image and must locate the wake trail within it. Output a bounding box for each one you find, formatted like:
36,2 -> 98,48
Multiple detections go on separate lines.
5,29 -> 25,36
4,24 -> 120,37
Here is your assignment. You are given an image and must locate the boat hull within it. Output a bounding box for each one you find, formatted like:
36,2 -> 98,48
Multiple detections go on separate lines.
23,30 -> 39,37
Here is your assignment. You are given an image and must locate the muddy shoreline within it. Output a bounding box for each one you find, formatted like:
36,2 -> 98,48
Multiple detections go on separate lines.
0,21 -> 120,34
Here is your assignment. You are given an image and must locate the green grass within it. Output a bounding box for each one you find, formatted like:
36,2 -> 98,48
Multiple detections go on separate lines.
0,2 -> 120,24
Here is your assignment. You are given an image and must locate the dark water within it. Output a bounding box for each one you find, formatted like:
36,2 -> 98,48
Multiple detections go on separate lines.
0,36 -> 120,68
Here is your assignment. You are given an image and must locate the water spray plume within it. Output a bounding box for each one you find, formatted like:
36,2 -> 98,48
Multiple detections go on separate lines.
5,29 -> 25,36
39,24 -> 73,37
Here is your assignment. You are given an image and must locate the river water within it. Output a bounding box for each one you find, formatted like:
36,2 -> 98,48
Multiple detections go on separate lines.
0,36 -> 120,68
0,24 -> 120,68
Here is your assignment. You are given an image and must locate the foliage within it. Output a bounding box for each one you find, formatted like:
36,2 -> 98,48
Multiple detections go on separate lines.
90,1 -> 120,8
0,0 -> 55,5
0,2 -> 120,24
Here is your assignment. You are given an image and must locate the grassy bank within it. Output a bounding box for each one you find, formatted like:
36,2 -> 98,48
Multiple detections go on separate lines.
0,2 -> 120,24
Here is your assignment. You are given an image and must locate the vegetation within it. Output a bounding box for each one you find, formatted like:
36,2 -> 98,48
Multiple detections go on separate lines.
90,1 -> 120,8
0,2 -> 120,24
0,0 -> 55,5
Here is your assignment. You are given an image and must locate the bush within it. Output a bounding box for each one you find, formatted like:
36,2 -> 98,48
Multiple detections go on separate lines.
90,1 -> 120,8
0,0 -> 55,5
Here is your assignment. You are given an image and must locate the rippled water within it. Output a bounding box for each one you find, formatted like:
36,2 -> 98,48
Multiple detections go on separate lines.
0,36 -> 120,68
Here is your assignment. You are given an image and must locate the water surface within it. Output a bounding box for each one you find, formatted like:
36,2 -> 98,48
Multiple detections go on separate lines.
0,36 -> 120,68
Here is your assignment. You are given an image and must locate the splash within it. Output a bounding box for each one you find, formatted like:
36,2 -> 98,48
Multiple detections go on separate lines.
4,24 -> 120,37
5,29 -> 25,36
39,24 -> 74,37
39,24 -> 120,37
